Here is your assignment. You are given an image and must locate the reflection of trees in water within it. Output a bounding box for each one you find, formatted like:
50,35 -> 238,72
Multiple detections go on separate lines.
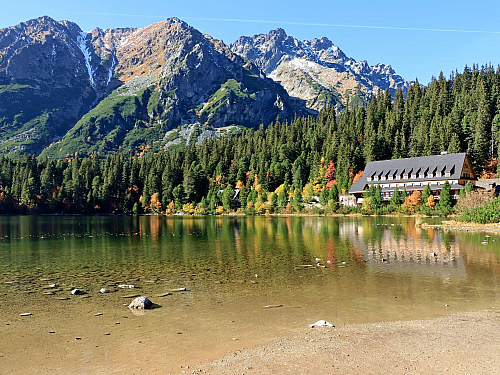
1,216 -> 499,288
339,218 -> 462,264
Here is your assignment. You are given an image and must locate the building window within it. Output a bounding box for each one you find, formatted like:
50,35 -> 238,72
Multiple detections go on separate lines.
367,177 -> 372,182
445,172 -> 451,177
436,172 -> 442,177
419,173 -> 424,178
396,175 -> 401,180
374,176 -> 379,181
403,174 -> 408,179
411,174 -> 417,179
428,173 -> 433,178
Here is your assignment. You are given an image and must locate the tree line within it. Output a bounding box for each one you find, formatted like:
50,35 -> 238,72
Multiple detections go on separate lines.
0,64 -> 499,215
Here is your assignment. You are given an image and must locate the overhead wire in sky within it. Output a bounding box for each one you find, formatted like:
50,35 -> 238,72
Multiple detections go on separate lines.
63,11 -> 500,34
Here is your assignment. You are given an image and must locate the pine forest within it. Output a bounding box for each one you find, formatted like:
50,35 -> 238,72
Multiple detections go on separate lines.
1,65 -> 500,219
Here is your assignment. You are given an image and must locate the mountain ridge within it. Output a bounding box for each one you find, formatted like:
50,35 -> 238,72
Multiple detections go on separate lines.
0,16 -> 409,157
231,27 -> 410,110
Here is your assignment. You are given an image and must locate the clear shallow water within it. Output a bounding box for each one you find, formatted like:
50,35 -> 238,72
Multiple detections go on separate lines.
0,215 -> 499,373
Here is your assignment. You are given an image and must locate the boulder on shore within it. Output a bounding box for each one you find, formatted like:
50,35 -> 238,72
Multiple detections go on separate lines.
128,296 -> 153,309
100,288 -> 111,293
71,289 -> 84,295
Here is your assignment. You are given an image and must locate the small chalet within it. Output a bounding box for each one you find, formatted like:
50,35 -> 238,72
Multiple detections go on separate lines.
348,152 -> 476,205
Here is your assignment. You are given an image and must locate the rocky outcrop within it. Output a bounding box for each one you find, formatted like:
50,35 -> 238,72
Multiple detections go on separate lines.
231,28 -> 410,111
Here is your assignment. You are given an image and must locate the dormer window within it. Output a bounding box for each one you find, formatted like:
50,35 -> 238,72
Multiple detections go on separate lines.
388,175 -> 393,181
428,173 -> 433,178
411,173 -> 417,179
396,175 -> 401,180
419,173 -> 425,178
373,176 -> 379,181
436,172 -> 442,177
367,177 -> 372,182
403,174 -> 408,179
445,171 -> 451,177
381,176 -> 386,181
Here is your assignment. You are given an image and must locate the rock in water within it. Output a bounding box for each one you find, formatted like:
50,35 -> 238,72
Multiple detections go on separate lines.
71,289 -> 83,295
128,296 -> 153,309
118,284 -> 135,289
309,320 -> 334,328
100,288 -> 111,293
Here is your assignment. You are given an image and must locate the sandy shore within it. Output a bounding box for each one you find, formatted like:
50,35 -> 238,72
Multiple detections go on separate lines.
180,310 -> 500,375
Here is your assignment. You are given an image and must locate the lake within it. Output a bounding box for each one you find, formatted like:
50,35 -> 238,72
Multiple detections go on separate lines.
1,215 -> 499,373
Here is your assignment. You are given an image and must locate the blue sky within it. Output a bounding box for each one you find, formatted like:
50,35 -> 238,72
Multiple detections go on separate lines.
1,0 -> 499,84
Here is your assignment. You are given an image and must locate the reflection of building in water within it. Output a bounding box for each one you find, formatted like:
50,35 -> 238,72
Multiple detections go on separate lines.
339,220 -> 466,278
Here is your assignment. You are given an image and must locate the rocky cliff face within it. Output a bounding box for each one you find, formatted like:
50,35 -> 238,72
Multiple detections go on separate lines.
0,16 -> 100,154
1,17 -> 302,157
231,28 -> 410,111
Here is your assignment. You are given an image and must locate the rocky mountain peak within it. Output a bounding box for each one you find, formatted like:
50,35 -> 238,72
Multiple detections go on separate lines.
231,29 -> 410,111
269,27 -> 287,39
308,36 -> 333,51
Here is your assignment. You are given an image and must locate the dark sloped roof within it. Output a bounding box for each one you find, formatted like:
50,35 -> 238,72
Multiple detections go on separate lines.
349,153 -> 468,194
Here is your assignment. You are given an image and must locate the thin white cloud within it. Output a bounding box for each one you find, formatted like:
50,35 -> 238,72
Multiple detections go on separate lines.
64,11 -> 500,34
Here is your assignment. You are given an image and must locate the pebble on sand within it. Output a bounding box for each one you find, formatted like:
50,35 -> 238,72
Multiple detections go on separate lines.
20,313 -> 33,317
71,289 -> 84,295
264,304 -> 283,308
100,288 -> 111,293
169,288 -> 187,292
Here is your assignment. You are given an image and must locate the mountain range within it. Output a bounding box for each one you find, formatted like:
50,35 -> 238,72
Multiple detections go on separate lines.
0,16 -> 410,157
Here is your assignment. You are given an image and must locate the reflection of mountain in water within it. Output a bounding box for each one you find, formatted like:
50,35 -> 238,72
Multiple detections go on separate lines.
339,220 -> 467,279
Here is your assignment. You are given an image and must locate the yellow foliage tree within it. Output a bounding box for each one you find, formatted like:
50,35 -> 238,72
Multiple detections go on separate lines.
254,195 -> 266,213
182,202 -> 195,214
166,201 -> 176,214
216,206 -> 224,215
302,183 -> 314,203
425,194 -> 435,208
274,184 -> 285,195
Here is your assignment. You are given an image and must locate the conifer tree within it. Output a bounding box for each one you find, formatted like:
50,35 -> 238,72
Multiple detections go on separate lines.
328,184 -> 339,204
439,181 -> 452,213
421,185 -> 431,206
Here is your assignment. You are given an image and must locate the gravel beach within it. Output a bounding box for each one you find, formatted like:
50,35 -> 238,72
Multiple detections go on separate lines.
181,310 -> 500,374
